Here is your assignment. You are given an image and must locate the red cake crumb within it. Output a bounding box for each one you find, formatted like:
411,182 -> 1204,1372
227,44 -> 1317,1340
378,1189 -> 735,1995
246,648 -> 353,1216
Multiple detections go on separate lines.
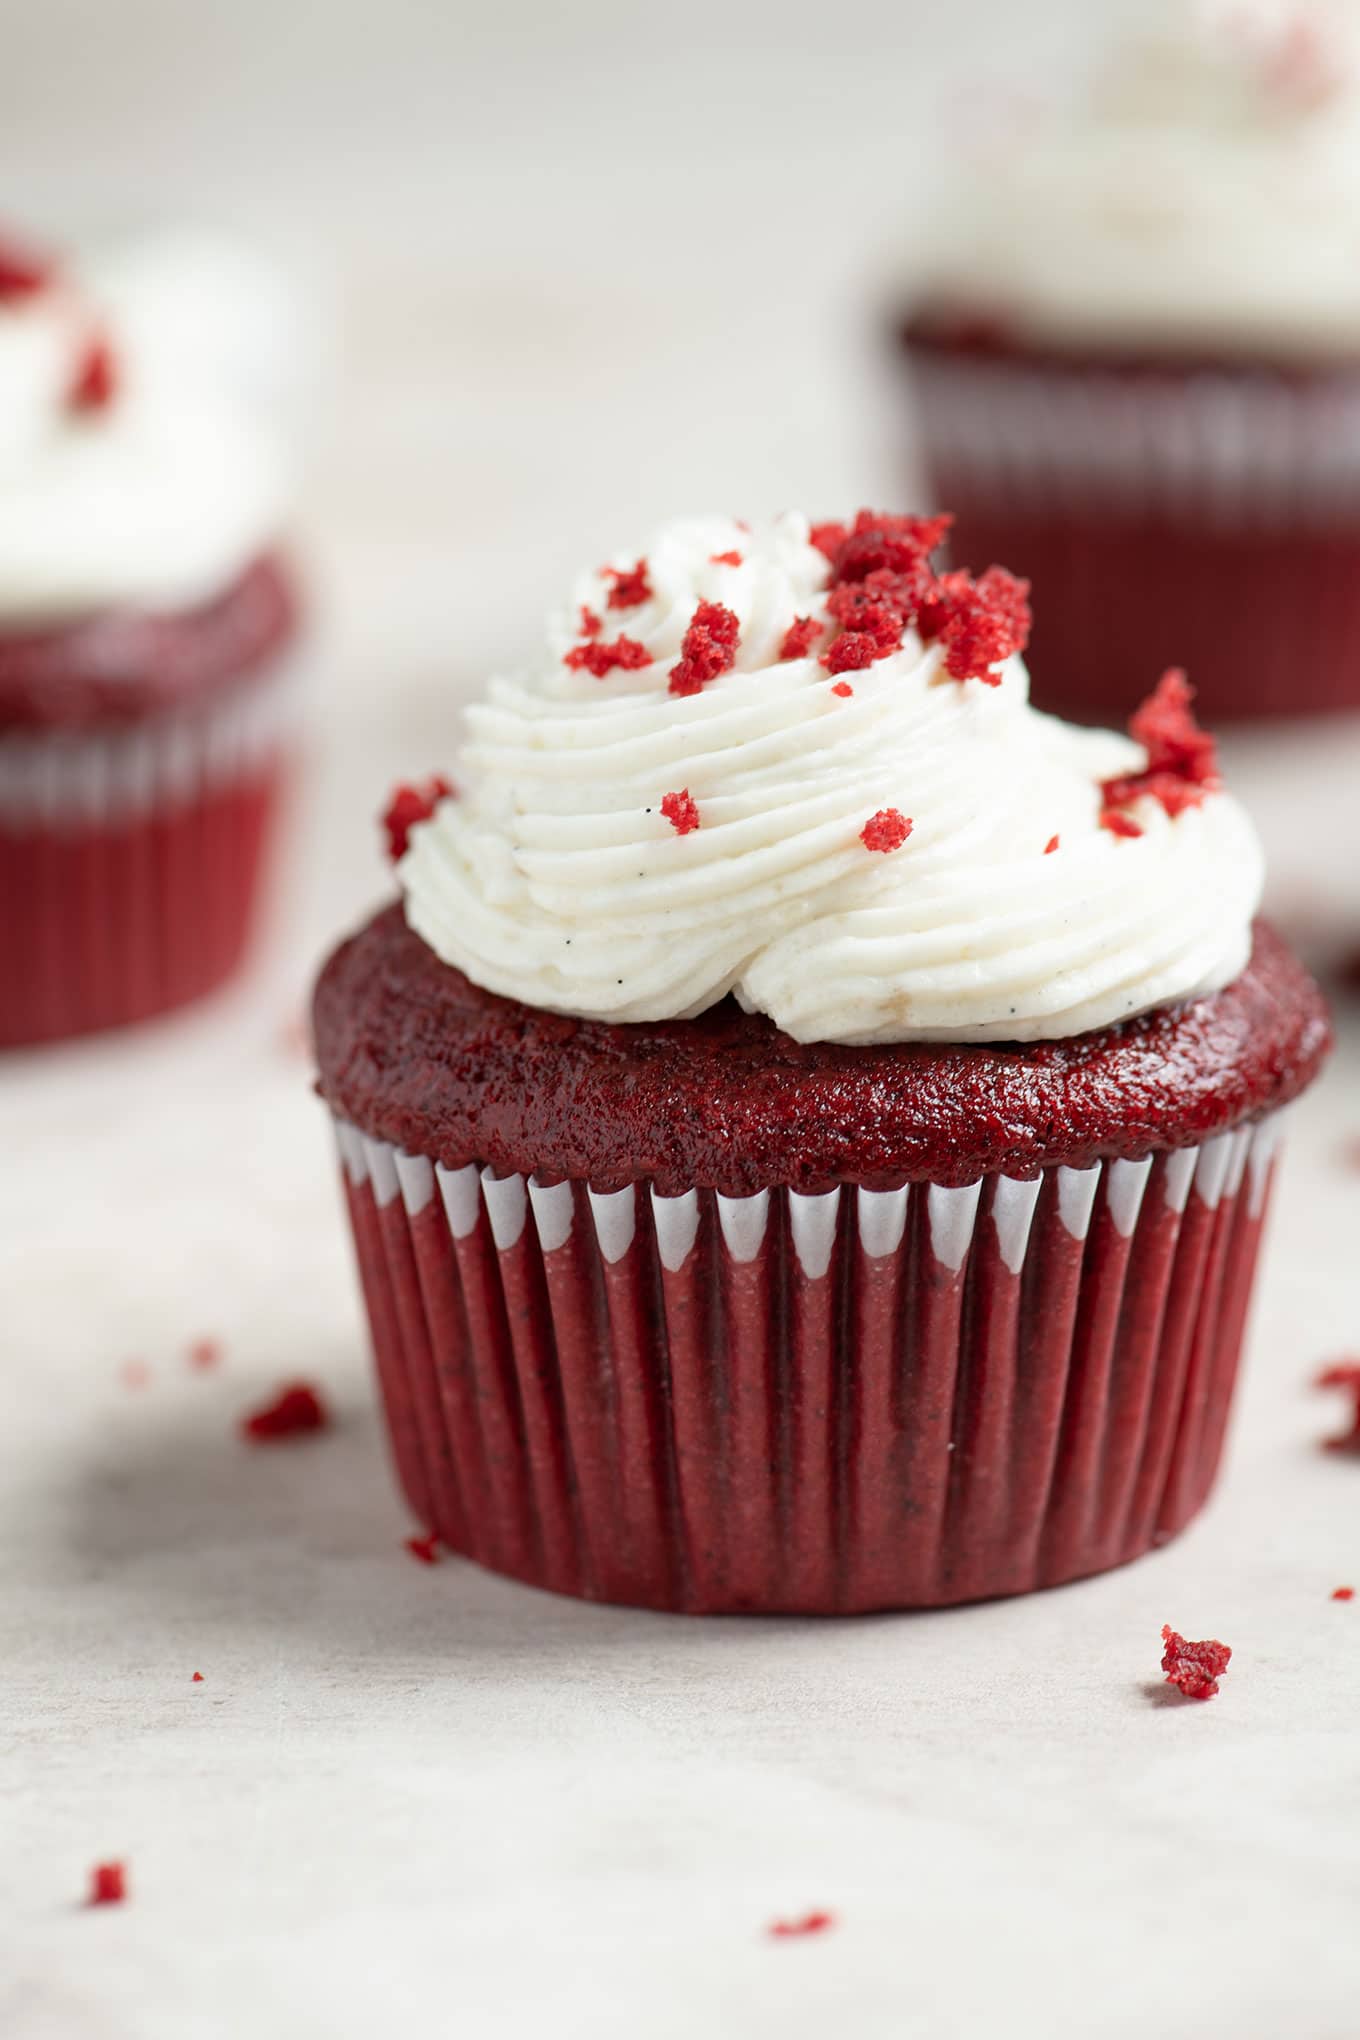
87,1862 -> 127,1907
779,616 -> 823,661
1332,1587 -> 1355,1601
241,1382 -> 330,1443
919,565 -> 1031,684
1160,1624 -> 1232,1701
602,559 -> 653,610
1317,1360 -> 1360,1451
1100,808 -> 1144,841
0,229 -> 51,299
830,509 -> 952,585
192,1671 -> 204,1681
709,550 -> 743,566
188,1336 -> 221,1372
1044,835 -> 1060,854
831,681 -> 854,698
382,775 -> 454,861
860,807 -> 913,854
565,634 -> 651,678
1101,670 -> 1221,822
669,601 -> 739,696
405,1533 -> 441,1566
579,604 -> 603,639
824,631 -> 880,674
769,1911 -> 835,1939
67,335 -> 117,413
809,520 -> 847,560
661,788 -> 700,835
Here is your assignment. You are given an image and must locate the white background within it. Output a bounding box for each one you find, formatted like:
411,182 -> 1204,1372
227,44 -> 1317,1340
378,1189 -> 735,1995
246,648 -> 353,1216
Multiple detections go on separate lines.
2,4 -> 1360,2036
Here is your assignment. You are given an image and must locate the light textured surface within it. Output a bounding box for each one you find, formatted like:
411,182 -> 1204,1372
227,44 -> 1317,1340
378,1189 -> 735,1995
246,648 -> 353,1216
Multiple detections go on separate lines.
3,3 -> 1360,2036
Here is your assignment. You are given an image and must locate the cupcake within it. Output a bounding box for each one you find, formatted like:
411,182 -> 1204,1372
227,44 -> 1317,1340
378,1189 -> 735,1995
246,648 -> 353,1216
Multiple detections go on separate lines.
899,4 -> 1360,723
0,223 -> 300,1049
313,509 -> 1329,1614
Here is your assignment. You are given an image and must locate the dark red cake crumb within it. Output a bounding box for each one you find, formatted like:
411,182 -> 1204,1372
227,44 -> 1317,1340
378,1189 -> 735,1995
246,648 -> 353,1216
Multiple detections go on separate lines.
709,550 -> 743,566
1160,1624 -> 1232,1701
382,776 -> 454,861
188,1336 -> 221,1372
809,520 -> 847,561
1332,1586 -> 1355,1601
769,1911 -> 836,1939
405,1533 -> 441,1566
565,634 -> 651,679
602,559 -> 653,610
67,334 -> 117,413
1100,808 -> 1144,841
192,1671 -> 204,1681
831,681 -> 853,698
87,1862 -> 127,1907
919,565 -> 1031,684
1044,835 -> 1060,854
241,1382 -> 330,1443
828,509 -> 952,585
1317,1360 -> 1360,1451
669,601 -> 740,697
579,605 -> 603,639
860,807 -> 912,854
0,229 -> 51,299
779,616 -> 823,661
1102,670 -> 1221,822
661,788 -> 700,835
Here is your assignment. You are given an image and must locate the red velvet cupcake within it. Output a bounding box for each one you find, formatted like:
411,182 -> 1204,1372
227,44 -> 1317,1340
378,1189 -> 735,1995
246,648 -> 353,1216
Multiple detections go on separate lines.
313,510 -> 1329,1613
0,225 -> 301,1048
899,12 -> 1360,724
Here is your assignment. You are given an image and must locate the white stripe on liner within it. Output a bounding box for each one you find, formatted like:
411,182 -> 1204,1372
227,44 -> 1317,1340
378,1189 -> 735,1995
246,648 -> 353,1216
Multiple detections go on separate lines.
991,1175 -> 1042,1274
1106,1156 -> 1153,1240
436,1161 -> 482,1240
927,1181 -> 982,1274
588,1184 -> 636,1265
716,1189 -> 769,1264
528,1178 -> 575,1255
788,1187 -> 841,1281
362,1135 -> 400,1209
856,1186 -> 908,1260
650,1187 -> 701,1273
1194,1133 -> 1235,1211
480,1167 -> 527,1251
1162,1146 -> 1197,1215
393,1149 -> 435,1217
1056,1163 -> 1101,1242
1223,1124 -> 1252,1201
334,1121 -> 368,1187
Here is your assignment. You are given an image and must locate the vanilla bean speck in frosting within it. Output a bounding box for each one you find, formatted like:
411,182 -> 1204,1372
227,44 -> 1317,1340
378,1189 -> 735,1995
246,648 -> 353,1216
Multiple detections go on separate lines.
396,510 -> 1263,1046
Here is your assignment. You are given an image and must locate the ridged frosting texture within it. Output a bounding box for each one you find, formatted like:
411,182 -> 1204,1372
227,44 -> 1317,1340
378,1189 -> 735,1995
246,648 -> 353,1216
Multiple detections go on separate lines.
398,511 -> 1263,1046
0,232 -> 289,623
918,1 -> 1360,357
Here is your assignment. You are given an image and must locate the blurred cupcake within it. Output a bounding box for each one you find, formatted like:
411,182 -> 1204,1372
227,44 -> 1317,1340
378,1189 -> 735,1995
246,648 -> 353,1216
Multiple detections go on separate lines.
900,2 -> 1360,723
313,509 -> 1328,1614
0,223 -> 302,1048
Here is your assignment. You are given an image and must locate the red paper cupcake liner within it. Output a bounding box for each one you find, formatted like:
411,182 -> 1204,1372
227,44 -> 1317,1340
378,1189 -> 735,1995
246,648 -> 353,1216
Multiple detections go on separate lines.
903,342 -> 1360,723
331,1111 -> 1283,1614
0,661 -> 296,1049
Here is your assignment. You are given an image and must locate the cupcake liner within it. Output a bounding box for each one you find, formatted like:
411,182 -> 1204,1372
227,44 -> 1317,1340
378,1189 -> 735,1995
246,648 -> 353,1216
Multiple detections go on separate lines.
0,659 -> 297,1048
903,343 -> 1360,721
331,1110 -> 1283,1614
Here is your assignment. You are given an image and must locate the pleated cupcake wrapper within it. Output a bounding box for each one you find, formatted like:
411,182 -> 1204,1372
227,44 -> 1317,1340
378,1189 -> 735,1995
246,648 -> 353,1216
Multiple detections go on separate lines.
0,657 -> 299,1048
333,1109 -> 1283,1614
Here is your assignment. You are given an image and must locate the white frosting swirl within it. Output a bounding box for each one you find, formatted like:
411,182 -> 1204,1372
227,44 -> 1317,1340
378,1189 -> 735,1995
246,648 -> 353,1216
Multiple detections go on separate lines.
398,512 -> 1263,1046
0,239 -> 289,624
920,1 -> 1360,357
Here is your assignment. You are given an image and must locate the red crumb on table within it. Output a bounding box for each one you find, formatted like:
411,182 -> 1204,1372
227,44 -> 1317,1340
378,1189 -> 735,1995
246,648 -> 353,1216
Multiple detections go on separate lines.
67,335 -> 117,413
382,775 -> 454,861
1100,808 -> 1144,841
188,1336 -> 221,1372
860,807 -> 913,854
579,604 -> 603,639
1160,1624 -> 1232,1701
0,229 -> 51,298
669,601 -> 739,697
241,1382 -> 330,1443
661,788 -> 700,835
1044,835 -> 1060,855
120,1360 -> 150,1390
1332,1587 -> 1355,1601
1317,1360 -> 1360,1451
87,1863 -> 127,1907
779,616 -> 822,661
405,1533 -> 441,1566
602,559 -> 653,610
564,634 -> 651,678
1101,669 -> 1220,822
768,1911 -> 836,1939
192,1671 -> 205,1681
831,681 -> 854,698
709,550 -> 743,566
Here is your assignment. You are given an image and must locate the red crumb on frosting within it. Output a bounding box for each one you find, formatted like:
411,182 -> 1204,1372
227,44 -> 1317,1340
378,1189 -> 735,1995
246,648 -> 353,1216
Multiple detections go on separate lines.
383,775 -> 454,862
1332,1587 -> 1355,1601
1100,808 -> 1144,841
1317,1360 -> 1360,1451
779,616 -> 823,661
831,681 -> 854,698
829,509 -> 953,586
241,1382 -> 330,1443
192,1671 -> 204,1681
188,1336 -> 221,1372
1160,1624 -> 1232,1701
661,788 -> 700,835
1044,835 -> 1060,854
1101,670 -> 1221,821
405,1533 -> 441,1566
709,550 -> 743,566
860,807 -> 913,854
579,604 -> 603,638
769,1912 -> 836,1939
0,229 -> 51,299
87,1862 -> 127,1907
918,565 -> 1031,684
669,601 -> 739,697
68,334 -> 117,413
565,634 -> 651,678
602,559 -> 653,610
809,520 -> 847,561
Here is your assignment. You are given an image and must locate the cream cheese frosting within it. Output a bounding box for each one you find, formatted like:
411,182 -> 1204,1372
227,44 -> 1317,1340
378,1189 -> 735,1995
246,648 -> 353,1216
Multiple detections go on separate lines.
918,1 -> 1360,358
0,235 -> 289,624
397,511 -> 1264,1046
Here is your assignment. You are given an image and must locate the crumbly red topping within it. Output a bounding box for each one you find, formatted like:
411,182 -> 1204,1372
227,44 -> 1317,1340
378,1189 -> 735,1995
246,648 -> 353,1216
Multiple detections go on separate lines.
1160,1624 -> 1232,1701
88,1862 -> 127,1906
769,1912 -> 836,1939
1333,1586 -> 1355,1601
188,1337 -> 221,1372
1101,670 -> 1221,821
919,565 -> 1032,684
0,230 -> 51,299
603,559 -> 653,610
809,510 -> 1027,685
830,510 -> 953,586
579,605 -> 603,639
669,601 -> 740,697
241,1382 -> 330,1443
709,550 -> 743,567
809,520 -> 847,561
566,634 -> 652,679
68,335 -> 117,413
1317,1360 -> 1360,1451
661,788 -> 700,835
860,807 -> 913,854
1100,808 -> 1144,841
830,681 -> 853,698
405,1533 -> 441,1565
192,1671 -> 204,1681
1044,835 -> 1060,855
382,775 -> 455,861
779,616 -> 823,661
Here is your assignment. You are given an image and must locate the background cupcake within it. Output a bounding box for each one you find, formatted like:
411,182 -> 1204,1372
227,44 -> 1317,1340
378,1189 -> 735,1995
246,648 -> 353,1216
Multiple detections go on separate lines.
313,509 -> 1328,1615
0,223 -> 302,1049
899,1 -> 1360,724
